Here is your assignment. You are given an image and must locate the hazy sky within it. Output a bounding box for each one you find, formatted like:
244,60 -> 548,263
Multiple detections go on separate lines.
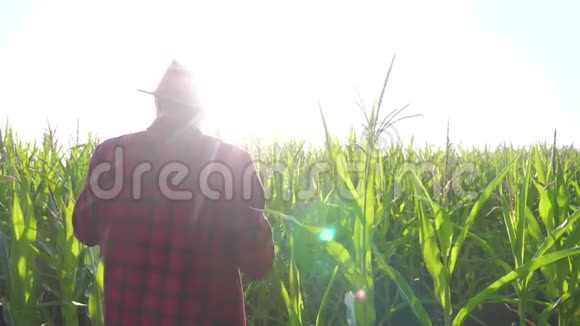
0,0 -> 578,147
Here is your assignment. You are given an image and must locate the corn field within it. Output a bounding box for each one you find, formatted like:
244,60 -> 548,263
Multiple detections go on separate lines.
1,59 -> 580,325
1,116 -> 579,326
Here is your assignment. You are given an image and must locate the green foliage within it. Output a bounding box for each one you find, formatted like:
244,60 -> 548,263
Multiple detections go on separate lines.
1,74 -> 580,324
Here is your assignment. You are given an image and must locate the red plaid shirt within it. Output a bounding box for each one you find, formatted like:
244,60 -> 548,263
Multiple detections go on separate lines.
72,117 -> 275,325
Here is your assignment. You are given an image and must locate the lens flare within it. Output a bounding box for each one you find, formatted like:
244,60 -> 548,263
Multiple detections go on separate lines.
318,227 -> 336,241
355,289 -> 367,300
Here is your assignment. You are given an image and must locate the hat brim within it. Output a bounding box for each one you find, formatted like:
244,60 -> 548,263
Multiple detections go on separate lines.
137,89 -> 157,96
136,89 -> 199,109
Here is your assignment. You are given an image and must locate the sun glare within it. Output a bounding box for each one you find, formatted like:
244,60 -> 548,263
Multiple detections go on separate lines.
318,228 -> 336,242
3,1 -> 580,325
0,0 -> 576,147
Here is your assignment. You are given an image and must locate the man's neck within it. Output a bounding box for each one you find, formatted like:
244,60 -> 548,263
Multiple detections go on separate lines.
148,113 -> 201,136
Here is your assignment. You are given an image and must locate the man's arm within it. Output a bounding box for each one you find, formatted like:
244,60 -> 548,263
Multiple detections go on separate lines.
229,151 -> 275,280
72,144 -> 107,246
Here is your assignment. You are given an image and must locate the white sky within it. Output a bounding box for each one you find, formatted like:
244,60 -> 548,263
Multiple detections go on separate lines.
0,0 -> 577,148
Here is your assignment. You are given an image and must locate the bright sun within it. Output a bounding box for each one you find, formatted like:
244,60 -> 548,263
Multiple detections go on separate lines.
0,0 -> 575,147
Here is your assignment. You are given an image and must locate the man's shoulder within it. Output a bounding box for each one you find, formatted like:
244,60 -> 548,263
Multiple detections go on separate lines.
92,131 -> 147,154
92,130 -> 256,165
201,134 -> 253,161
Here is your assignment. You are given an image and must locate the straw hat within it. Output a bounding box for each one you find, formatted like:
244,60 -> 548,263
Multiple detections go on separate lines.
137,59 -> 198,109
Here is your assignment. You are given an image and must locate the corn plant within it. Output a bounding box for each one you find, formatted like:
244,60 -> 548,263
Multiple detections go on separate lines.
1,86 -> 580,326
